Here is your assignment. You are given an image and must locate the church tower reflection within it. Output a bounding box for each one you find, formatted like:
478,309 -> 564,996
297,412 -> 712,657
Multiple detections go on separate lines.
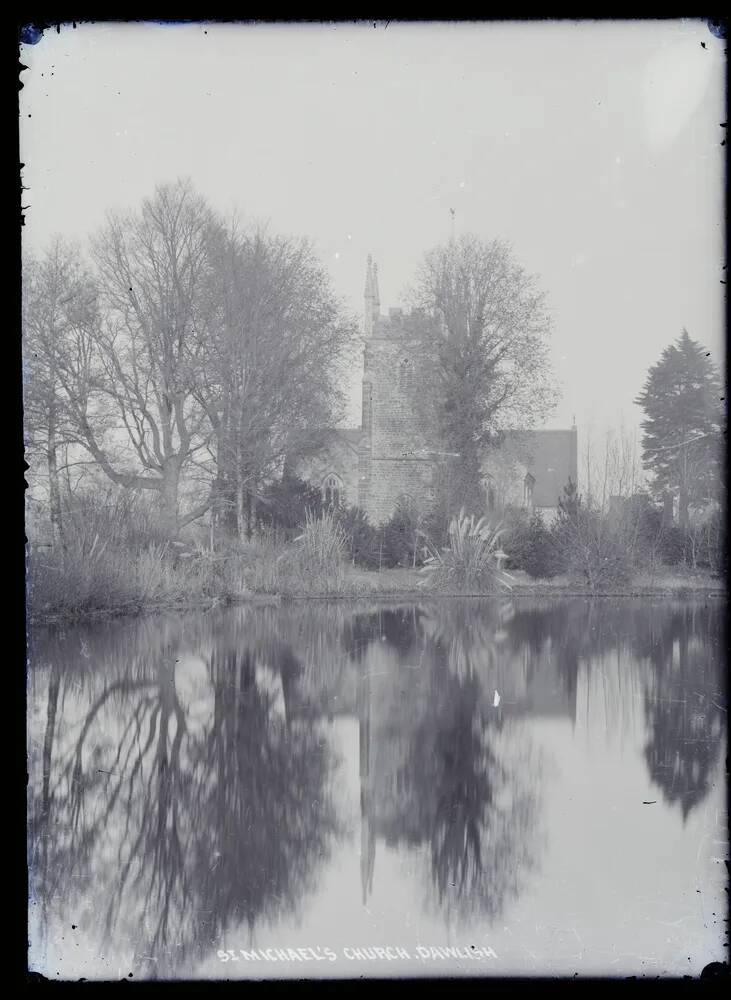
358,659 -> 376,904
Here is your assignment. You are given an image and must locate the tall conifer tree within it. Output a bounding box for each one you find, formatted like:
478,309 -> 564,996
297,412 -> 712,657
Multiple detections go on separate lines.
634,330 -> 723,529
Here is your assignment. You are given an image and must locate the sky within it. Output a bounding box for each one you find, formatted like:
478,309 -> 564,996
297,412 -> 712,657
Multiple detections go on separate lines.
19,19 -> 726,439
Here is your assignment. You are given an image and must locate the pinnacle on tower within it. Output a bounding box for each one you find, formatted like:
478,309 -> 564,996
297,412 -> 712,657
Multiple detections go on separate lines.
364,255 -> 380,337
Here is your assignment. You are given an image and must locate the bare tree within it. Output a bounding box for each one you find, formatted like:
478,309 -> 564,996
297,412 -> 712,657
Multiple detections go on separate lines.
580,424 -> 646,513
406,234 -> 559,513
55,180 -> 218,538
23,238 -> 98,549
196,220 -> 356,539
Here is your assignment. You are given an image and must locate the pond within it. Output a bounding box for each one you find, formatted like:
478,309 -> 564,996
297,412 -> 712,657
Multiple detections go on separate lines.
27,597 -> 727,980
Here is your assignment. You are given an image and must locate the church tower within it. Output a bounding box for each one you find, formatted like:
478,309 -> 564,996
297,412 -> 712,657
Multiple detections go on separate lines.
358,256 -> 435,523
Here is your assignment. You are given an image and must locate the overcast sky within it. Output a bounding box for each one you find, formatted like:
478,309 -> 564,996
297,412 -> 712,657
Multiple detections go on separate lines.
20,20 -> 726,436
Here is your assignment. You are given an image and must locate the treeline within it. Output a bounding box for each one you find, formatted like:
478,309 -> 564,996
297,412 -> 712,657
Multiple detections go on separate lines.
502,480 -> 725,588
262,473 -> 725,589
23,179 -> 357,545
25,199 -> 561,551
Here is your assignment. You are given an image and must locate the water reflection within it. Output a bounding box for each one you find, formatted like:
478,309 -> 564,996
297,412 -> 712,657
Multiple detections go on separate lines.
639,607 -> 726,820
352,604 -> 544,927
28,597 -> 726,978
29,613 -> 343,977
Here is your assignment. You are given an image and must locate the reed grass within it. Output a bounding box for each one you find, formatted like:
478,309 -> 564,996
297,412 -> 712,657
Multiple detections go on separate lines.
422,509 -> 513,594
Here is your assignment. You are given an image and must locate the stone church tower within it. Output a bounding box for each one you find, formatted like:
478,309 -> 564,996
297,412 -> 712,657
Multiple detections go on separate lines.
358,256 -> 435,523
296,255 -> 577,526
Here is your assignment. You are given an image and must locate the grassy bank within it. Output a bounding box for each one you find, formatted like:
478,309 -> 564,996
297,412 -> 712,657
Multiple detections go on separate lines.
505,567 -> 724,598
27,496 -> 725,624
280,566 -> 724,600
27,540 -> 724,626
25,527 -> 431,625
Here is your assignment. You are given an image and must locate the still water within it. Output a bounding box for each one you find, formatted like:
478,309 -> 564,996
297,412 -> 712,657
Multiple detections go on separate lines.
28,597 -> 726,980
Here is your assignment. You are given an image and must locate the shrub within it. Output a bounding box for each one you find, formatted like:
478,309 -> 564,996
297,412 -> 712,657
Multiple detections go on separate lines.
504,509 -> 561,579
61,485 -> 171,549
335,505 -> 381,569
420,504 -> 450,554
584,530 -> 634,589
658,525 -> 688,567
380,498 -> 425,569
553,508 -> 633,589
598,492 -> 668,575
422,509 -> 512,593
552,480 -> 633,590
625,494 -> 664,561
257,473 -> 324,538
233,535 -> 290,595
681,509 -> 725,573
26,482 -> 249,615
27,532 -> 213,616
698,509 -> 725,574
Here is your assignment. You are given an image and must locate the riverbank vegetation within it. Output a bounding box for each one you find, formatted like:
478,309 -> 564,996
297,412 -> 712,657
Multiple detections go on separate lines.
27,477 -> 724,623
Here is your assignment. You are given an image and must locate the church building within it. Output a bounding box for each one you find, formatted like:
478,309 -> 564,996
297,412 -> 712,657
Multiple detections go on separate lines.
296,257 -> 577,525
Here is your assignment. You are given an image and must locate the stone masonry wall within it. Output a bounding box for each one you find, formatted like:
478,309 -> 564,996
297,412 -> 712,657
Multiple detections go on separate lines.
365,457 -> 435,525
362,321 -> 435,524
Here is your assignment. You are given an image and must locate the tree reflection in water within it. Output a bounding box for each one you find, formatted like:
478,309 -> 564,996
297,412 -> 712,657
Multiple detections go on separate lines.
408,671 -> 540,922
27,597 -> 726,977
354,603 -> 545,927
188,644 -> 339,942
28,612 -> 342,977
638,602 -> 725,822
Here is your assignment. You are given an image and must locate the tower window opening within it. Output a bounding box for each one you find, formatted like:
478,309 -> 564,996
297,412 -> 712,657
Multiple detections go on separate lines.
322,473 -> 344,509
398,358 -> 412,392
523,473 -> 535,508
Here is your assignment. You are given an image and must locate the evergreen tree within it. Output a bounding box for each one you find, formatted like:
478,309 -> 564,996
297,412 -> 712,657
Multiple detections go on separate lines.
334,506 -> 381,568
555,476 -> 581,526
380,498 -> 424,568
634,330 -> 723,529
511,510 -> 560,579
258,472 -> 323,537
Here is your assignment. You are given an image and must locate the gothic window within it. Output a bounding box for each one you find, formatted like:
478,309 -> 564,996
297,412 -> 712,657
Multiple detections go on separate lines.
523,473 -> 536,508
482,473 -> 497,512
322,473 -> 344,509
398,358 -> 412,392
395,493 -> 417,517
357,451 -> 369,508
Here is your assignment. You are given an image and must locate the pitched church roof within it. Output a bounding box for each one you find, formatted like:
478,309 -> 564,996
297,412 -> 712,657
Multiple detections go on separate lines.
503,428 -> 577,508
329,427 -> 366,455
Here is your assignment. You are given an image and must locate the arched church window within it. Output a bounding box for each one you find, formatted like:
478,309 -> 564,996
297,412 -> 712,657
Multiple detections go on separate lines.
395,493 -> 417,518
523,473 -> 536,508
398,358 -> 412,392
322,473 -> 344,509
482,473 -> 497,512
